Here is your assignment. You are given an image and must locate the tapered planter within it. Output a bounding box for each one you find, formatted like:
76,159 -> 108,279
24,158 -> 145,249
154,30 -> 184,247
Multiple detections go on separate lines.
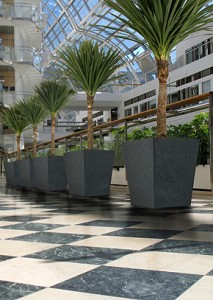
64,150 -> 115,196
4,161 -> 16,185
16,159 -> 36,188
123,138 -> 199,208
33,156 -> 67,191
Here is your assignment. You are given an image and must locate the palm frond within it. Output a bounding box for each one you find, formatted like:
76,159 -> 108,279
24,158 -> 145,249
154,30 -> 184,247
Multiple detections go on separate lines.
34,80 -> 76,116
57,40 -> 124,96
103,0 -> 213,59
1,104 -> 29,135
17,96 -> 48,128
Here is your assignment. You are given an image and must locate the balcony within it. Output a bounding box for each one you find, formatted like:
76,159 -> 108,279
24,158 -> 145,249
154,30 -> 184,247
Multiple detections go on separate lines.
0,1 -> 46,29
0,45 -> 42,69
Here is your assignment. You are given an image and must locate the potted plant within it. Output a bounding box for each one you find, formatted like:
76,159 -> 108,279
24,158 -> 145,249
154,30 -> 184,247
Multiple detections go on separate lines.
103,0 -> 213,207
15,97 -> 47,188
33,80 -> 75,192
57,39 -> 124,196
1,104 -> 29,186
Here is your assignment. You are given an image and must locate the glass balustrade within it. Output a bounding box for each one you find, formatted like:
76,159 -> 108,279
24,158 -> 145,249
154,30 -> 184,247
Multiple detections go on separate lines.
0,46 -> 42,69
0,1 -> 45,29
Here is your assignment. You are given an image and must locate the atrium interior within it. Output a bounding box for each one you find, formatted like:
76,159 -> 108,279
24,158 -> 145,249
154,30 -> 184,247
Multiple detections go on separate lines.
0,0 -> 212,299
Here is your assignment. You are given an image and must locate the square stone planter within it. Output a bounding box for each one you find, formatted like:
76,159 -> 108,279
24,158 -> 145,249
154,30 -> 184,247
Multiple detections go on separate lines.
123,138 -> 199,208
64,150 -> 115,196
16,159 -> 36,188
4,161 -> 16,185
33,156 -> 67,192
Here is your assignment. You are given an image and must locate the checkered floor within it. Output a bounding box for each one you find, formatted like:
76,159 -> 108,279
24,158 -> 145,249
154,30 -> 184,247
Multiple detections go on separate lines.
0,179 -> 212,300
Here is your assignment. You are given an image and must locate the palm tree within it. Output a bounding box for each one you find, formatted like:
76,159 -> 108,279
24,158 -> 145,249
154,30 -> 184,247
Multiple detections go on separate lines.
103,0 -> 213,137
17,97 -> 47,158
1,104 -> 29,160
57,39 -> 124,150
34,80 -> 75,155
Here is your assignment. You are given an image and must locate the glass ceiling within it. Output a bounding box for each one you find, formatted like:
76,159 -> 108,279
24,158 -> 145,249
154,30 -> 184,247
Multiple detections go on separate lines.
40,0 -> 213,93
41,0 -> 155,92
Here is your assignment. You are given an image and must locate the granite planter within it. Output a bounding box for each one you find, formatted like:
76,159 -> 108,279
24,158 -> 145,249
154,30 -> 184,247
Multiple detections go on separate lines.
16,159 -> 36,188
123,138 -> 199,208
64,150 -> 115,196
33,156 -> 67,192
4,161 -> 16,185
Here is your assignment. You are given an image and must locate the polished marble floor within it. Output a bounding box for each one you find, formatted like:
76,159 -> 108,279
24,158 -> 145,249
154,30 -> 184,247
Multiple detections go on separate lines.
0,179 -> 212,299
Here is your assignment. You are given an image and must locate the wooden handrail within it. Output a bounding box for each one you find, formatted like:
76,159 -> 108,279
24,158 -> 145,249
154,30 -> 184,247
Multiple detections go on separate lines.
1,92 -> 211,158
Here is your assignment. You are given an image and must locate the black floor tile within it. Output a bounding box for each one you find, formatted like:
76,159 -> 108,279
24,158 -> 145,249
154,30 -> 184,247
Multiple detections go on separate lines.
53,266 -> 201,300
0,280 -> 43,300
1,222 -> 67,231
0,255 -> 14,262
0,216 -> 49,222
78,220 -> 143,227
141,239 -> 213,255
52,209 -> 89,214
189,224 -> 213,232
185,210 -> 213,214
0,207 -> 21,211
26,245 -> 134,265
8,231 -> 93,244
207,269 -> 213,276
105,228 -> 182,239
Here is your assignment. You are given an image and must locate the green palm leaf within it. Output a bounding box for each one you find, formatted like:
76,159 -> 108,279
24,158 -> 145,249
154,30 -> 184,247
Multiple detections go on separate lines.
103,0 -> 213,136
57,39 -> 124,149
58,40 -> 124,96
17,97 -> 48,157
1,104 -> 30,160
34,80 -> 76,155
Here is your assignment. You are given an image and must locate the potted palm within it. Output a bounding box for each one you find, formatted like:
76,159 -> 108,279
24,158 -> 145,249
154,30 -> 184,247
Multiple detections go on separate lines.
1,104 -> 29,186
33,80 -> 75,192
57,39 -> 124,196
16,97 -> 47,188
103,0 -> 213,207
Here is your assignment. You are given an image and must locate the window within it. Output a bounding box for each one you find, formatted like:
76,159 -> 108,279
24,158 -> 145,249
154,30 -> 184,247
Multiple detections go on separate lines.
202,80 -> 211,93
133,97 -> 139,103
124,99 -> 133,107
170,92 -> 180,103
149,100 -> 156,109
140,103 -> 148,112
146,89 -> 156,98
186,76 -> 192,84
193,72 -> 201,80
133,106 -> 138,114
185,37 -> 213,64
125,108 -> 132,117
188,85 -> 199,97
202,68 -> 212,77
138,94 -> 145,101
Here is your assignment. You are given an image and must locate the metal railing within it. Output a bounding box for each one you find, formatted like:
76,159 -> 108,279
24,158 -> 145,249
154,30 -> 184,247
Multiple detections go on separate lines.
1,92 -> 212,161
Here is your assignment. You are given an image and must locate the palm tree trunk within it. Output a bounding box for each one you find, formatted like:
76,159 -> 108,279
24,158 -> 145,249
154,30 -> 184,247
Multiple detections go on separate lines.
51,116 -> 56,155
156,59 -> 169,137
33,126 -> 37,158
87,95 -> 94,150
16,134 -> 21,160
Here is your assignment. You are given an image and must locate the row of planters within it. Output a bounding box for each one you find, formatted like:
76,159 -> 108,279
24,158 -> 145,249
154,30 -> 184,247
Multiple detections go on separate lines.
2,0 -> 213,208
2,40 -> 123,197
